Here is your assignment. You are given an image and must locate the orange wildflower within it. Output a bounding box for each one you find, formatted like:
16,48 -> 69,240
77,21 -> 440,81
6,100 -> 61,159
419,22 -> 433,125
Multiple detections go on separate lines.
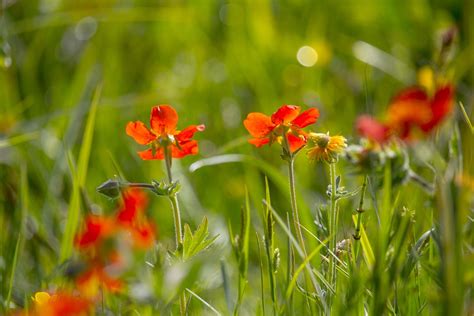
76,264 -> 123,298
126,105 -> 205,160
357,84 -> 454,143
243,105 -> 319,152
20,291 -> 93,316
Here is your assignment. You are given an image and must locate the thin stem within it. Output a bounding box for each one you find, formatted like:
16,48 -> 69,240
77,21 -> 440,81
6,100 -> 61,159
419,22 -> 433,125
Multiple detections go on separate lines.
353,175 -> 368,262
163,147 -> 185,315
288,158 -> 307,256
328,162 -> 338,294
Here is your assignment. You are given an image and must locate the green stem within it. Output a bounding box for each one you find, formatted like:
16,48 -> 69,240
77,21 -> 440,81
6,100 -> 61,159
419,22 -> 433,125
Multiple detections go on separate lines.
164,148 -> 185,315
328,162 -> 338,294
288,157 -> 307,256
353,175 -> 368,262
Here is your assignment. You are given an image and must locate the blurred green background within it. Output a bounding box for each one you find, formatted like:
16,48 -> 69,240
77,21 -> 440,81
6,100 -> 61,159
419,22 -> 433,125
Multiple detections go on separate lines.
1,0 -> 473,312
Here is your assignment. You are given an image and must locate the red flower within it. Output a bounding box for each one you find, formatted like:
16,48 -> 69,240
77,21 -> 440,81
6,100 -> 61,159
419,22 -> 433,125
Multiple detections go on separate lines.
74,216 -> 116,251
116,188 -> 148,225
243,105 -> 319,152
126,105 -> 205,160
357,84 -> 454,143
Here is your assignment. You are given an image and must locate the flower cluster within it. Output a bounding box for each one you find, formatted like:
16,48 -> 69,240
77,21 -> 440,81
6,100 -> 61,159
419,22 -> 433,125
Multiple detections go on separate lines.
73,189 -> 156,298
126,105 -> 205,160
357,84 -> 454,144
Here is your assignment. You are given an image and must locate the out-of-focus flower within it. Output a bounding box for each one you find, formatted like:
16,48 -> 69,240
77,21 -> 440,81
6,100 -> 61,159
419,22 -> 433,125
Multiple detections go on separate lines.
243,105 -> 319,152
126,105 -> 205,160
306,132 -> 347,163
16,291 -> 93,316
116,188 -> 148,224
356,115 -> 391,144
74,215 -> 116,251
76,265 -> 123,298
356,84 -> 454,144
130,220 -> 156,249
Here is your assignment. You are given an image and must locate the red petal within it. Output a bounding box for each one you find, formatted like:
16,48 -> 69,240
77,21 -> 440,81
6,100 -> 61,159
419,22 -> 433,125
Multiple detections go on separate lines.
422,85 -> 454,132
172,140 -> 199,158
287,132 -> 306,152
150,105 -> 178,134
176,124 -> 205,142
356,115 -> 391,143
248,138 -> 270,147
271,105 -> 300,124
391,86 -> 428,103
126,121 -> 156,145
138,148 -> 165,160
117,189 -> 148,224
243,113 -> 275,138
292,108 -> 320,128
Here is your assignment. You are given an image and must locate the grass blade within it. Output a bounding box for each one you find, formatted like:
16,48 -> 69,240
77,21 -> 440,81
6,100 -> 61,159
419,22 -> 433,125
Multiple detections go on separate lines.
60,84 -> 101,262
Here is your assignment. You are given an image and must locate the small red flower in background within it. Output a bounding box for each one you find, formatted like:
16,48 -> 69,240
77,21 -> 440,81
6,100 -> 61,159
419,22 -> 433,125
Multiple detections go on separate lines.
116,188 -> 148,225
74,215 -> 116,251
243,105 -> 319,152
126,105 -> 205,160
357,84 -> 454,143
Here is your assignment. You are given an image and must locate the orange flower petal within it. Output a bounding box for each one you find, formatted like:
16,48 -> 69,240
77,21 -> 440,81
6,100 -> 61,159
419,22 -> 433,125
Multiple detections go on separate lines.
271,105 -> 300,124
291,108 -> 319,128
150,105 -> 178,134
117,189 -> 148,224
287,132 -> 306,152
132,221 -> 156,249
138,148 -> 165,160
422,84 -> 454,132
356,115 -> 391,143
243,113 -> 275,138
176,124 -> 205,142
248,137 -> 270,147
171,140 -> 199,158
126,121 -> 156,145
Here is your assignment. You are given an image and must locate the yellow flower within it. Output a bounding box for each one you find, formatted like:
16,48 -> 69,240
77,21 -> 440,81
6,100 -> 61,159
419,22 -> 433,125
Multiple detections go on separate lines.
306,132 -> 347,163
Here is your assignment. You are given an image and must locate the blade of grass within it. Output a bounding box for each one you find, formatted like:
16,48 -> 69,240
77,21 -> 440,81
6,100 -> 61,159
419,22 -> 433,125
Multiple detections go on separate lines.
59,84 -> 101,262
185,288 -> 222,316
6,165 -> 28,311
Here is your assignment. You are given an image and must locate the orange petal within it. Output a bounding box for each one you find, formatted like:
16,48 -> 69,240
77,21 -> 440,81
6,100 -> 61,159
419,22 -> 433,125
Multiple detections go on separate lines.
138,148 -> 165,160
150,105 -> 178,134
243,113 -> 275,138
176,124 -> 205,142
356,115 -> 391,143
271,105 -> 300,124
126,121 -> 156,145
248,137 -> 270,147
287,132 -> 306,152
132,221 -> 156,249
292,108 -> 319,128
422,84 -> 454,132
172,140 -> 199,158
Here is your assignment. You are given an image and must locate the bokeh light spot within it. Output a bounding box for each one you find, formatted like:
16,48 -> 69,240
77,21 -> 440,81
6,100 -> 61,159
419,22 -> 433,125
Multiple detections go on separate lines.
296,46 -> 318,67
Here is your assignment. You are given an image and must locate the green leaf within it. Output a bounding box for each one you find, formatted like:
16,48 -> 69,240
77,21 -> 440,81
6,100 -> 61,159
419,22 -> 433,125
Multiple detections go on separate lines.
181,217 -> 218,260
